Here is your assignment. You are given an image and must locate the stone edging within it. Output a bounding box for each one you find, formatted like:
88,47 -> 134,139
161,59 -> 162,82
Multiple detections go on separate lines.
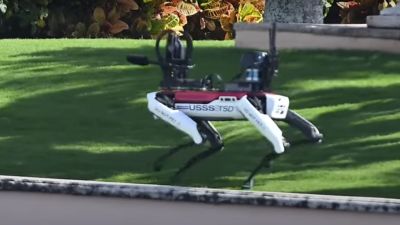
234,23 -> 400,40
1,175 -> 400,214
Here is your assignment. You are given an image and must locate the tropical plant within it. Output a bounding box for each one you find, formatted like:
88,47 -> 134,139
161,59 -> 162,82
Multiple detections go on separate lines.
134,0 -> 265,39
84,0 -> 139,37
0,0 -> 264,39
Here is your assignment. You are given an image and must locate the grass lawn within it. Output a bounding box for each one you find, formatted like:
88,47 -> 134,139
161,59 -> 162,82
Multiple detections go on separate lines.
0,39 -> 400,198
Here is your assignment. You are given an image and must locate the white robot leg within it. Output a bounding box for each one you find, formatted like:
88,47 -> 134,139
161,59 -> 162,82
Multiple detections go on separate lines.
237,96 -> 285,154
147,92 -> 203,144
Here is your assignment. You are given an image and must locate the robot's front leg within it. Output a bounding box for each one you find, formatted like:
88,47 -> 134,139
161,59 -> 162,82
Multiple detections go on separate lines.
147,92 -> 203,144
237,96 -> 287,189
237,96 -> 286,154
147,92 -> 203,171
148,92 -> 224,178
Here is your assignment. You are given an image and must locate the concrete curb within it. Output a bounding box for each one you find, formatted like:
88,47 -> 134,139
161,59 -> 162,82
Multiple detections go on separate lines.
234,23 -> 400,40
1,175 -> 399,214
234,23 -> 400,54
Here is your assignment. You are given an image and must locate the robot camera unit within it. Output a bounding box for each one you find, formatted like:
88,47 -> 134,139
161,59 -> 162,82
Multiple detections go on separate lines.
127,24 -> 323,189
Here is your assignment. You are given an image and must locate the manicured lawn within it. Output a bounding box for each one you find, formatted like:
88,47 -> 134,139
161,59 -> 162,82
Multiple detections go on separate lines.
0,39 -> 399,198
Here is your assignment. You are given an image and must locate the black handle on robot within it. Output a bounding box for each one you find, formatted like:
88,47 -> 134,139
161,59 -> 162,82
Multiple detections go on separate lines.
126,54 -> 159,66
155,29 -> 193,66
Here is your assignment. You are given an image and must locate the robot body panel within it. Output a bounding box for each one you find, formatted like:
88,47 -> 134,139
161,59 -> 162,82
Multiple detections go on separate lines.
175,99 -> 243,119
174,90 -> 247,103
172,90 -> 290,120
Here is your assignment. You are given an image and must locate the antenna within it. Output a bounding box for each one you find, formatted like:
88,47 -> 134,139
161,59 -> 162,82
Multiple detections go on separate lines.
269,22 -> 279,78
262,22 -> 279,91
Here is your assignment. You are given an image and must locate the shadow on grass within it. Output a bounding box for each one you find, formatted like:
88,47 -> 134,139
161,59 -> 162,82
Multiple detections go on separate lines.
0,45 -> 244,184
0,45 -> 400,197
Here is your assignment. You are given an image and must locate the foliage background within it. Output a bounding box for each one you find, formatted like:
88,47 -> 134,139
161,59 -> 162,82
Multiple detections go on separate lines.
0,0 -> 398,39
0,0 -> 397,39
0,0 -> 264,39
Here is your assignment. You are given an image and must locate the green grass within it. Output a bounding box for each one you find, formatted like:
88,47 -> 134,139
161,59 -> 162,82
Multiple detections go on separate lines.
0,39 -> 400,198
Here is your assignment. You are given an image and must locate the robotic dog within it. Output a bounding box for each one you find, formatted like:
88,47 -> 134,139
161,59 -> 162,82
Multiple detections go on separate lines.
127,24 -> 323,189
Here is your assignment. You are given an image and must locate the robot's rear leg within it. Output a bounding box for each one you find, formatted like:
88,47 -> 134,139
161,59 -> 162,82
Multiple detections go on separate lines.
283,110 -> 323,144
172,120 -> 224,180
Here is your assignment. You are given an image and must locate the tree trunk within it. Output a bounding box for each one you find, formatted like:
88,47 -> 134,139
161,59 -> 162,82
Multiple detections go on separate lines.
265,0 -> 325,23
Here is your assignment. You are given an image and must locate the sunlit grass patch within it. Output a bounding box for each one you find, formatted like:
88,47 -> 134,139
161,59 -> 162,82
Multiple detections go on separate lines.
0,39 -> 400,198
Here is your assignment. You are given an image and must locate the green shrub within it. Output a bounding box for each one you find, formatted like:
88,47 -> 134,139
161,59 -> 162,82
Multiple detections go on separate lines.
0,0 -> 50,37
1,0 -> 397,39
0,0 -> 265,39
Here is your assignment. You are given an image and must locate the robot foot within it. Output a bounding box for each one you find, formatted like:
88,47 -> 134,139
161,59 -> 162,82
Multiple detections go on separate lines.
285,134 -> 324,148
241,178 -> 254,190
283,137 -> 291,148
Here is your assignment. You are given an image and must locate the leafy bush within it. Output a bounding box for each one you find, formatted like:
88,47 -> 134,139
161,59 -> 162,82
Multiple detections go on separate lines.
0,0 -> 50,37
1,0 -> 397,39
0,0 -> 265,39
